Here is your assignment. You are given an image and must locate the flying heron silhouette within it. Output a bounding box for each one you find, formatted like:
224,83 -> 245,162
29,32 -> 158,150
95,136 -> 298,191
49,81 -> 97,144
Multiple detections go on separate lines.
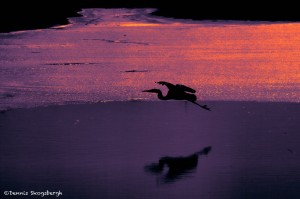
143,81 -> 211,111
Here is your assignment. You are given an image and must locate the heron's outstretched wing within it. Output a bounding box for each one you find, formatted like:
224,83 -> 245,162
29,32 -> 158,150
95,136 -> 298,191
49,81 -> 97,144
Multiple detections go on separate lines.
175,84 -> 196,93
156,81 -> 176,90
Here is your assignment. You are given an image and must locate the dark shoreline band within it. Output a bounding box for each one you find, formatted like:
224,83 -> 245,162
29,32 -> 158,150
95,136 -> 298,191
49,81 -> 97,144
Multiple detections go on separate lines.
1,1 -> 299,33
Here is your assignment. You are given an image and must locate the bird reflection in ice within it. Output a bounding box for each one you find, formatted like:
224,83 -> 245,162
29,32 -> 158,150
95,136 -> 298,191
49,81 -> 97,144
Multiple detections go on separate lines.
145,146 -> 212,184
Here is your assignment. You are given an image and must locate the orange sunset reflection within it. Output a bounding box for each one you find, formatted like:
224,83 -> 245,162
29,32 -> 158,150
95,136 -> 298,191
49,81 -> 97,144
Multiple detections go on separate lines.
113,22 -> 300,102
1,8 -> 299,109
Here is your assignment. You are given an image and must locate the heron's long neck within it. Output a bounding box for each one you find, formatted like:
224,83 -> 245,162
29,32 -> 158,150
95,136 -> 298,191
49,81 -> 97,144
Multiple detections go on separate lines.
157,90 -> 167,100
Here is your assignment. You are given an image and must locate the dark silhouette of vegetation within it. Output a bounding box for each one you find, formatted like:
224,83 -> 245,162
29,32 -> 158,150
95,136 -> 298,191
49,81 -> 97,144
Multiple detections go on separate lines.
1,0 -> 299,33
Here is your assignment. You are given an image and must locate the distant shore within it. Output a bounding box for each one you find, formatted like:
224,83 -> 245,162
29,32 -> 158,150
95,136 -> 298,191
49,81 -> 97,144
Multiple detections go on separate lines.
0,1 -> 82,33
1,1 -> 300,33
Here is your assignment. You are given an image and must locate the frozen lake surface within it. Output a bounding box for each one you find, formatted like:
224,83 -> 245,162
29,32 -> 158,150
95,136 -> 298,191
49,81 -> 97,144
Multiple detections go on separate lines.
0,9 -> 299,111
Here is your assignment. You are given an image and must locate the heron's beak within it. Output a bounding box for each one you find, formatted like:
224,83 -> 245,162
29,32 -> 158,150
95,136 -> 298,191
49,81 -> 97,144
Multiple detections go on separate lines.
142,89 -> 152,92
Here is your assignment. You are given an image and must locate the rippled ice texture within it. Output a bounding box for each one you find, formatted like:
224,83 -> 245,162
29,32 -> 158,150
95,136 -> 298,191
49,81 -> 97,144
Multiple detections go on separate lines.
0,9 -> 300,110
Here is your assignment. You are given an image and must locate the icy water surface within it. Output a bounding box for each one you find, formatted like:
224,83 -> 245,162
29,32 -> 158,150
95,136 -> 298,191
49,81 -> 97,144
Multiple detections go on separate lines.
0,9 -> 300,110
1,9 -> 300,199
1,101 -> 300,199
